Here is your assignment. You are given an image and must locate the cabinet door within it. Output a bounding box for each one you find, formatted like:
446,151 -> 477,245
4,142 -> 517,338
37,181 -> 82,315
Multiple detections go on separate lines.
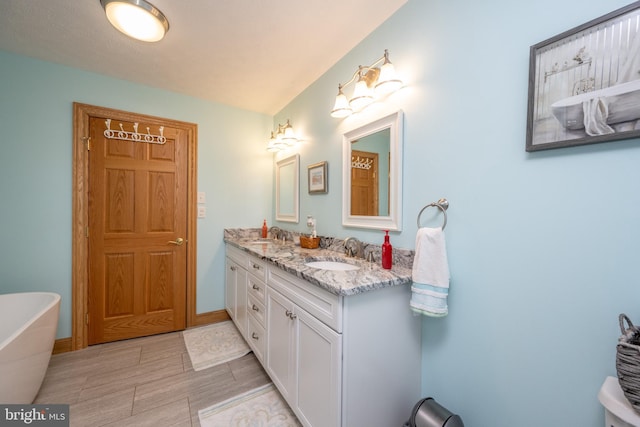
296,309 -> 342,427
235,266 -> 248,338
224,257 -> 239,319
266,287 -> 296,404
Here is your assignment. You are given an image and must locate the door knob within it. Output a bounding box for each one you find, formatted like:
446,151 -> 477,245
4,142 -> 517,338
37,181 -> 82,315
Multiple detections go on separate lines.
168,237 -> 185,246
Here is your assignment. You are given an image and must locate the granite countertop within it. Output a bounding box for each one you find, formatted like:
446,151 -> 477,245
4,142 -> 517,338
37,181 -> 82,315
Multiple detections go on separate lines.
224,233 -> 412,297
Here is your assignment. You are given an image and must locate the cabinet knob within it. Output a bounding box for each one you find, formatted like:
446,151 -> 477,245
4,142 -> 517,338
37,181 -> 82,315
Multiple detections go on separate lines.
251,332 -> 259,340
252,284 -> 260,290
230,266 -> 237,271
252,263 -> 261,270
285,310 -> 297,320
252,304 -> 259,312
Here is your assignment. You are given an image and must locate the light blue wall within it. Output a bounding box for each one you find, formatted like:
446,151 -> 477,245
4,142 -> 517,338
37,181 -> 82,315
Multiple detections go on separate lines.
275,0 -> 640,425
2,0 -> 639,424
0,51 -> 273,338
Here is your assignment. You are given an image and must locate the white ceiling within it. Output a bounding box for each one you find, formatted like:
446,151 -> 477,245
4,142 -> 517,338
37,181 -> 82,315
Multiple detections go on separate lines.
0,0 -> 407,115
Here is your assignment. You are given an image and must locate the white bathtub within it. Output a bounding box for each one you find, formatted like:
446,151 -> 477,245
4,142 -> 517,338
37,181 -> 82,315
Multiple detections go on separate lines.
551,79 -> 640,133
0,292 -> 60,403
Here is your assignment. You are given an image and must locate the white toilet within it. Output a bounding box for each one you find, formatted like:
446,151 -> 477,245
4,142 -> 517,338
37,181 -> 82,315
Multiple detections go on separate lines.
598,377 -> 640,426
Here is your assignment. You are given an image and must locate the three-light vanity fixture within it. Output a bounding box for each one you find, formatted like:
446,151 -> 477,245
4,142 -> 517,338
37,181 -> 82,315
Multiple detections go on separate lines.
330,49 -> 403,118
100,0 -> 169,42
267,120 -> 299,152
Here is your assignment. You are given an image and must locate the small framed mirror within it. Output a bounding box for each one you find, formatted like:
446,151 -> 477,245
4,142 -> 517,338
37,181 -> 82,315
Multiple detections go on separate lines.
276,154 -> 299,223
342,110 -> 403,230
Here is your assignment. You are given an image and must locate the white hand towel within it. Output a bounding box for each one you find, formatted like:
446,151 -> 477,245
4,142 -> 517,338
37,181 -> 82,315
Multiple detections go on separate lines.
410,227 -> 450,317
583,97 -> 614,136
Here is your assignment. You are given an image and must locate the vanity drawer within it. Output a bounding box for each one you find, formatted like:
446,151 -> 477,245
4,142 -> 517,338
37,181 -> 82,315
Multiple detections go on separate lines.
247,274 -> 266,304
247,258 -> 268,281
247,315 -> 265,363
268,269 -> 343,333
248,292 -> 265,326
226,245 -> 248,266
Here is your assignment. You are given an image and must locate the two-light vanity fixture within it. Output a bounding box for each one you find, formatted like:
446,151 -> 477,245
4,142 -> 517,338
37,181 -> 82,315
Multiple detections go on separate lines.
100,0 -> 169,42
267,120 -> 299,152
330,49 -> 403,118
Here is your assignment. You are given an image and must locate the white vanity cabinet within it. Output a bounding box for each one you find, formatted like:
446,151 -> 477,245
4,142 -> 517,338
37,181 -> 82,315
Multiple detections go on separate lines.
225,244 -> 421,427
266,283 -> 342,427
225,246 -> 268,361
246,257 -> 268,363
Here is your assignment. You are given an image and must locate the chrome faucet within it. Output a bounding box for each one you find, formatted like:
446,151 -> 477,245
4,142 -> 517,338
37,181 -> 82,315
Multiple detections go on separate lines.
269,226 -> 282,240
344,237 -> 363,259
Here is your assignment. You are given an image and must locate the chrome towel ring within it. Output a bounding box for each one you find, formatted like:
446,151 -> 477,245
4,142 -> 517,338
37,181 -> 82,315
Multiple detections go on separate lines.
417,198 -> 449,230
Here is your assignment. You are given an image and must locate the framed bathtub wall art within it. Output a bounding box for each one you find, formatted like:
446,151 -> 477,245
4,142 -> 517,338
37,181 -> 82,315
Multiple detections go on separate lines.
526,1 -> 640,151
308,161 -> 328,194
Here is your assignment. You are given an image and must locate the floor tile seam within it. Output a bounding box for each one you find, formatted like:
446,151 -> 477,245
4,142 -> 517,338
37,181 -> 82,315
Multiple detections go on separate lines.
78,364 -> 185,403
82,353 -> 185,389
68,387 -> 136,427
70,385 -> 136,407
136,396 -> 192,427
228,360 -> 240,382
130,369 -> 200,412
126,348 -> 184,365
131,382 -> 193,417
187,396 -> 197,427
35,376 -> 89,405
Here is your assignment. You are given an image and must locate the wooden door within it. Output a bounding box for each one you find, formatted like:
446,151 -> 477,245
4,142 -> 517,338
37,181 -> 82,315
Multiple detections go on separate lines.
350,150 -> 379,216
87,117 -> 187,344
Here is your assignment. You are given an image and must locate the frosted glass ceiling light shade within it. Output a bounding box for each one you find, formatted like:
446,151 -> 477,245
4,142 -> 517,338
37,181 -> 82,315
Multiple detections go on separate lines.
101,0 -> 169,42
282,120 -> 298,146
349,76 -> 374,111
375,58 -> 402,96
267,132 -> 280,152
330,85 -> 353,118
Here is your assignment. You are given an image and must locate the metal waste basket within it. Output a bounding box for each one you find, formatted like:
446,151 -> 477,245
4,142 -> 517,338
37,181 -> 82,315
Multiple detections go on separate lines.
403,397 -> 464,427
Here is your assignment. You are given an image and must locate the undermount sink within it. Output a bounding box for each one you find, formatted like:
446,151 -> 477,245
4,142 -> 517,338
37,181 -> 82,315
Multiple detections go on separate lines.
305,261 -> 360,271
248,239 -> 274,244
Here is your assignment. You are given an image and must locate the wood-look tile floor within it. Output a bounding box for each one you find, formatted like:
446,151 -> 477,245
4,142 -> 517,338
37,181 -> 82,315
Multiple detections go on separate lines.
34,329 -> 270,427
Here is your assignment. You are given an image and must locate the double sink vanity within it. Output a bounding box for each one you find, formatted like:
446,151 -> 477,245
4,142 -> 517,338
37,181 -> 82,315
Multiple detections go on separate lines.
224,228 -> 421,427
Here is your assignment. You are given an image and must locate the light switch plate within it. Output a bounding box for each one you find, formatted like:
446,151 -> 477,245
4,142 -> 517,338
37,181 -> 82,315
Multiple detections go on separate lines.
197,192 -> 206,204
198,206 -> 206,218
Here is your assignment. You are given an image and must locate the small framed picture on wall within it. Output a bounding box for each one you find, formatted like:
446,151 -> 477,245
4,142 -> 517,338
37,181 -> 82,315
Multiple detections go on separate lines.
307,161 -> 328,194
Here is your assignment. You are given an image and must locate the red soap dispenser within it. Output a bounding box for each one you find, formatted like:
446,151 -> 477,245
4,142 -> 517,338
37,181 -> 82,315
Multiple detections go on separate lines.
261,219 -> 268,238
382,230 -> 393,269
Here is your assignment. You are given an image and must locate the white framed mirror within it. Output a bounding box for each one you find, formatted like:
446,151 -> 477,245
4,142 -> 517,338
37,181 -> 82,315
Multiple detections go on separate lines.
276,153 -> 299,223
342,110 -> 403,230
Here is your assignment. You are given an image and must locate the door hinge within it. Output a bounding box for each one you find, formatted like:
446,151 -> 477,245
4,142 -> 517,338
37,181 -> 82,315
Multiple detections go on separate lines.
85,226 -> 89,238
85,313 -> 89,325
82,136 -> 91,151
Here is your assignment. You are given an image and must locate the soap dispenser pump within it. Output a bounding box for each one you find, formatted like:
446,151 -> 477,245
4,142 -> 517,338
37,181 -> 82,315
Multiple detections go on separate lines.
382,230 -> 393,269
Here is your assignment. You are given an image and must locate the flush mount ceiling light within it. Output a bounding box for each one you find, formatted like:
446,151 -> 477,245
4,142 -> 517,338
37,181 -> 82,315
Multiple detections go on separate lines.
331,49 -> 403,118
267,120 -> 299,152
100,0 -> 169,42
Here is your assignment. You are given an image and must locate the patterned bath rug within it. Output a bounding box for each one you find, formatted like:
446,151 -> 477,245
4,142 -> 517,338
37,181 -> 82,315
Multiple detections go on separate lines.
198,383 -> 302,427
183,321 -> 251,371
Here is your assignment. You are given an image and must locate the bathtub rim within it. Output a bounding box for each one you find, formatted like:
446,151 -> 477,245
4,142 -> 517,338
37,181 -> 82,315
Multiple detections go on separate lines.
551,79 -> 640,108
0,292 -> 61,352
